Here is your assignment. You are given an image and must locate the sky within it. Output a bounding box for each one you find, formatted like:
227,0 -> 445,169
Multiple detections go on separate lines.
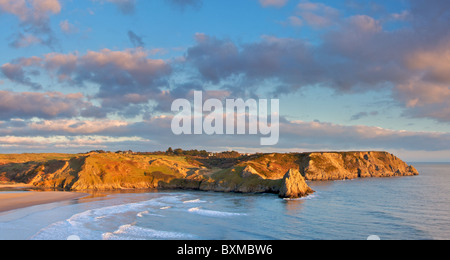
0,0 -> 450,161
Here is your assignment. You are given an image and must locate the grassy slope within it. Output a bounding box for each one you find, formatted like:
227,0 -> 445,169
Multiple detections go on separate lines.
0,153 -> 202,190
0,151 -> 418,191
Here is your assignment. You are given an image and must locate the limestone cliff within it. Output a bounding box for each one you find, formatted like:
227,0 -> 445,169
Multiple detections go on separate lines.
0,153 -> 196,191
303,152 -> 419,181
238,151 -> 418,181
0,151 -> 418,198
279,169 -> 314,199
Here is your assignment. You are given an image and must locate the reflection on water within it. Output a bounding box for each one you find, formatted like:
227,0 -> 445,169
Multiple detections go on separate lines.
283,198 -> 306,213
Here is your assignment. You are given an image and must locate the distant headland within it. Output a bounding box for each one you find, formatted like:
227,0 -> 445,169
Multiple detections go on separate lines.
0,149 -> 418,199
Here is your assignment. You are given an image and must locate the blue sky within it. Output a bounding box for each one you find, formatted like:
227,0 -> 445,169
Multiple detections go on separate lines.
1,0 -> 450,161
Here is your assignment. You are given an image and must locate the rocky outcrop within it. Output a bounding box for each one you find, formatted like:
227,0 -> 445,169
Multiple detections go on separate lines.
0,151 -> 419,199
279,169 -> 314,199
241,165 -> 264,179
303,152 -> 419,181
237,152 -> 419,181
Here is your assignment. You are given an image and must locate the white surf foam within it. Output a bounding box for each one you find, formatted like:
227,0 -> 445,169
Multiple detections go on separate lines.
137,211 -> 149,218
283,193 -> 318,201
183,199 -> 207,204
31,195 -> 180,240
188,207 -> 246,217
102,224 -> 196,240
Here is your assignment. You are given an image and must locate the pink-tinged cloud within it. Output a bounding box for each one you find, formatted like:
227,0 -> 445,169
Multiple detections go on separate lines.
81,48 -> 168,80
59,20 -> 78,34
1,58 -> 43,89
0,0 -> 61,47
406,42 -> 450,84
391,40 -> 450,121
277,120 -> 450,152
0,0 -> 61,22
1,47 -> 181,119
0,91 -> 101,120
38,48 -> 170,87
0,135 -> 150,150
127,116 -> 450,153
396,80 -> 450,108
2,114 -> 450,157
9,34 -> 42,48
347,15 -> 382,33
29,119 -> 130,134
295,0 -> 339,28
285,16 -> 303,27
182,1 -> 448,123
259,0 -> 289,8
1,48 -> 171,114
93,0 -> 136,14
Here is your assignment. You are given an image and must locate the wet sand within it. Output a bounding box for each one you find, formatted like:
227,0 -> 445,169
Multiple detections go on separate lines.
0,183 -> 34,189
0,191 -> 88,213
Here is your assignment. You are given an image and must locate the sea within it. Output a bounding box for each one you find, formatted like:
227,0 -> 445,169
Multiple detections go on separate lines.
0,163 -> 449,240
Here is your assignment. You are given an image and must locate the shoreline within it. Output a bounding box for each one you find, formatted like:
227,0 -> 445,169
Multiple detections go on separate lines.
0,183 -> 34,190
0,191 -> 89,214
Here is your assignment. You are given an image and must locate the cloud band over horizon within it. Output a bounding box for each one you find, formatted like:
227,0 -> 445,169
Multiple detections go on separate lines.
1,0 -> 450,161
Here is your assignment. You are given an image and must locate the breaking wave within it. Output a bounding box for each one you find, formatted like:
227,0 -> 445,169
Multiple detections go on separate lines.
30,195 -> 181,240
188,207 -> 247,217
102,224 -> 196,240
183,199 -> 207,204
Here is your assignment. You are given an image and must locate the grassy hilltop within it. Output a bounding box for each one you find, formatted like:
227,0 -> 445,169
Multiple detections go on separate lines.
0,150 -> 418,198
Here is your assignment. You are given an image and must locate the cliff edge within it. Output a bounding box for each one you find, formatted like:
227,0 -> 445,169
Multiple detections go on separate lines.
0,151 -> 418,199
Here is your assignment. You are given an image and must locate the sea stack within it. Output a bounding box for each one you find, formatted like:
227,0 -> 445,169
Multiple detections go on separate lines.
279,169 -> 314,199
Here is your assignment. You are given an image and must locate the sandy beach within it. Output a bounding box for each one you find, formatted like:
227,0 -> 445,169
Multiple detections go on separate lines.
0,183 -> 34,190
0,191 -> 88,213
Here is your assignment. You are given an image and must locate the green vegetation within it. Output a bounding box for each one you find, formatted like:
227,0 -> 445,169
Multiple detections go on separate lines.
0,150 -> 418,193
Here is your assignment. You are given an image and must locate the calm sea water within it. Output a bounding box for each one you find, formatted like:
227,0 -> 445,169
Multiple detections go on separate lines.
0,163 -> 449,240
